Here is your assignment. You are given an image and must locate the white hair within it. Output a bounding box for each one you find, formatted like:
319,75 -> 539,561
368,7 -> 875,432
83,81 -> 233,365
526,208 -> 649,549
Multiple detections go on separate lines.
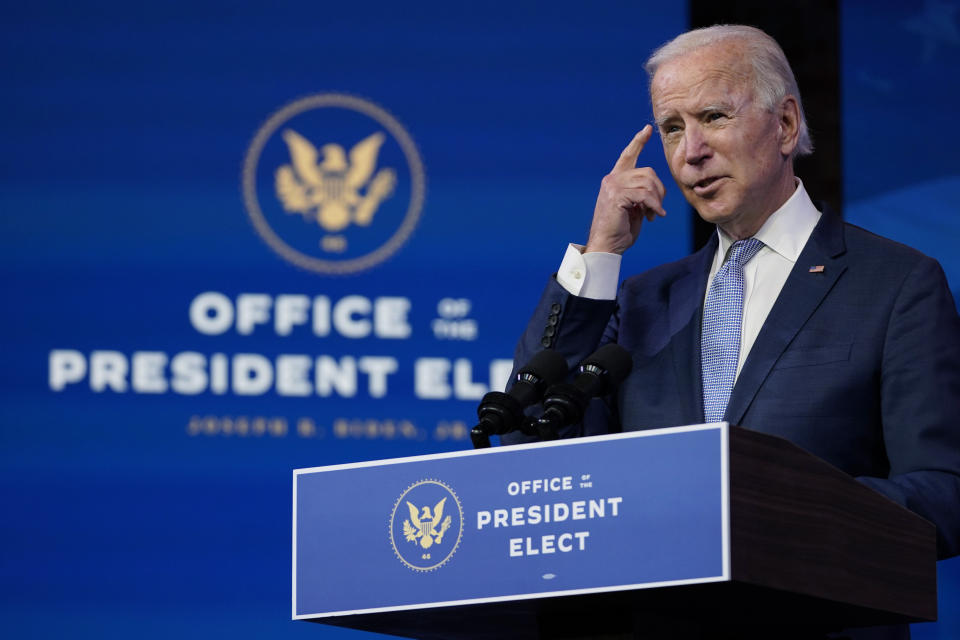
644,25 -> 813,157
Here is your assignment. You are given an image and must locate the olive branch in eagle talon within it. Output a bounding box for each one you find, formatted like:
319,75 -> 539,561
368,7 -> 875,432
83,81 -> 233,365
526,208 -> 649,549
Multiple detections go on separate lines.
402,497 -> 452,549
274,129 -> 397,232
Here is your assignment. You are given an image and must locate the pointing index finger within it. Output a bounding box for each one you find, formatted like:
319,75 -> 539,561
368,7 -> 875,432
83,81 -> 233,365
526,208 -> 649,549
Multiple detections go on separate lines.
612,124 -> 653,172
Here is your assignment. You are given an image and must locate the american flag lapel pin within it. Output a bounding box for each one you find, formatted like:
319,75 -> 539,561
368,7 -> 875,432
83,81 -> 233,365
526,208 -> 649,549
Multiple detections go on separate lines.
809,265 -> 825,273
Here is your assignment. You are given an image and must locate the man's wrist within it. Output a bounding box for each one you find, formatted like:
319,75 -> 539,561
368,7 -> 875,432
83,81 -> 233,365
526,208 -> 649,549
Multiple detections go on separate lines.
584,239 -> 621,255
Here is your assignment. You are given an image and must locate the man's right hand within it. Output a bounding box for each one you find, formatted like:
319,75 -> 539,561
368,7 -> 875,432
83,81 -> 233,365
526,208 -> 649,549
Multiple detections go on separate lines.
585,125 -> 667,255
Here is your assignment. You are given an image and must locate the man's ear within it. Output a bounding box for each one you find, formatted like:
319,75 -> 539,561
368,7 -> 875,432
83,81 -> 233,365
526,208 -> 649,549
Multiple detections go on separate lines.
778,95 -> 801,156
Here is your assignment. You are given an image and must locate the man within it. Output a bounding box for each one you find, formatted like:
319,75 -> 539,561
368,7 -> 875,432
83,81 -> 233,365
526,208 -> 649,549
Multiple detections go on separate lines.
504,25 -> 960,639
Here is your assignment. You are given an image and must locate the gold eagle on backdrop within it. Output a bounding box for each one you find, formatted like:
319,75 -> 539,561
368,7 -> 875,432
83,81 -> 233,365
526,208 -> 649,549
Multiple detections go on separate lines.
275,129 -> 396,232
403,497 -> 452,549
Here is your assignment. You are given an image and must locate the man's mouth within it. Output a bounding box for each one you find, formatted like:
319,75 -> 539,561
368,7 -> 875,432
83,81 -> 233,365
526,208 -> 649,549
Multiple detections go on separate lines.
691,176 -> 725,196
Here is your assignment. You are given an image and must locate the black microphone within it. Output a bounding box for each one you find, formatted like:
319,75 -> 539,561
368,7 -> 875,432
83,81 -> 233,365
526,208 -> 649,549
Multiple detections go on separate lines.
534,343 -> 633,440
470,349 -> 569,449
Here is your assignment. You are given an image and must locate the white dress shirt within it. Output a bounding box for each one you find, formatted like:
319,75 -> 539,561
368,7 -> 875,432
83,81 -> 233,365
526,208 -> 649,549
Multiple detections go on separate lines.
557,180 -> 822,379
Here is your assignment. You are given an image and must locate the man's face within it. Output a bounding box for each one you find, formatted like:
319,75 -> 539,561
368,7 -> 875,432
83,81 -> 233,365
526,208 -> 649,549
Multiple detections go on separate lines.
651,41 -> 793,235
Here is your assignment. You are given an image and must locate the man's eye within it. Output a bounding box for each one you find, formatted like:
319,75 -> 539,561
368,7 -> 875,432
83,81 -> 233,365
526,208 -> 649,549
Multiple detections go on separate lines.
706,112 -> 726,122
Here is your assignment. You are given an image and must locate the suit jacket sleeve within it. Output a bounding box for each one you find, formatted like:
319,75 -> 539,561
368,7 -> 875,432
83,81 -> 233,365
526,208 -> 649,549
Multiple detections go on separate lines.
858,256 -> 960,559
499,276 -> 619,445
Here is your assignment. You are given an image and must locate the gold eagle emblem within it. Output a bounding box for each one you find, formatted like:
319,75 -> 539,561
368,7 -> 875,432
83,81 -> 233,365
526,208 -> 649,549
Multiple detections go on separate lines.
274,129 -> 397,232
402,497 -> 453,550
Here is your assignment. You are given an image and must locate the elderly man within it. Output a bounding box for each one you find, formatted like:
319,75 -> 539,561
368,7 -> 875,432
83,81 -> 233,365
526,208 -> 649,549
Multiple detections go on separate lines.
505,25 -> 960,639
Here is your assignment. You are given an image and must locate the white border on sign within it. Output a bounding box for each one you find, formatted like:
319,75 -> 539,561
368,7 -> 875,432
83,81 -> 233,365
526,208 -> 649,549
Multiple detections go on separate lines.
292,422 -> 730,620
720,423 -> 731,580
292,465 -> 298,620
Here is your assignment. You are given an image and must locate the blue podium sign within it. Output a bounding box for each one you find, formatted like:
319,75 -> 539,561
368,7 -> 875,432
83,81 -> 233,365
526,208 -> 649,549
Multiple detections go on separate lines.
293,423 -> 730,619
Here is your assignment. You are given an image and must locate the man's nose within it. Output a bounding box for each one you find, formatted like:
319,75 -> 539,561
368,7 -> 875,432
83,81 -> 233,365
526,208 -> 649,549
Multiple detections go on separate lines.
683,125 -> 711,165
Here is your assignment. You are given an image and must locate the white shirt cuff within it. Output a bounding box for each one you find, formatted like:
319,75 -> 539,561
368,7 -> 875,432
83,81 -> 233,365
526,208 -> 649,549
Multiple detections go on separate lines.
556,243 -> 621,300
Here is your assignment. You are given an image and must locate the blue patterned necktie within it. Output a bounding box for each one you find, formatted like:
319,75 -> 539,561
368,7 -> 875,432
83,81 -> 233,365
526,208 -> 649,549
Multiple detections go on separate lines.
701,237 -> 765,422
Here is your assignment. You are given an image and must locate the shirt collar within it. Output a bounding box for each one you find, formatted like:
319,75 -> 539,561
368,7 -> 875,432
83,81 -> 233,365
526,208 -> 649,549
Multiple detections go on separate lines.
716,178 -> 822,263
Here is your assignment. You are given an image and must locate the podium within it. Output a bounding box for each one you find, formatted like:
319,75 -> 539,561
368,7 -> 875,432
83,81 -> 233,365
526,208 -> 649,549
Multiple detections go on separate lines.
293,423 -> 936,639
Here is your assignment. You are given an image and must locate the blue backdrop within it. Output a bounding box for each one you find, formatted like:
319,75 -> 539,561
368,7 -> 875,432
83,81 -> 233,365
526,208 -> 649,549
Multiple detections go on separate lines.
1,1 -> 957,638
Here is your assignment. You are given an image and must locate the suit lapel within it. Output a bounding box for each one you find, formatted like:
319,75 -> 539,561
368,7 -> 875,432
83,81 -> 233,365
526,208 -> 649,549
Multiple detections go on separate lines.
669,235 -> 716,425
725,207 -> 848,425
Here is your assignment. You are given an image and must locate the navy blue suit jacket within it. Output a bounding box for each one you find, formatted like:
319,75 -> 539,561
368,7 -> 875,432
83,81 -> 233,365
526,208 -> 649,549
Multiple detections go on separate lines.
507,207 -> 960,561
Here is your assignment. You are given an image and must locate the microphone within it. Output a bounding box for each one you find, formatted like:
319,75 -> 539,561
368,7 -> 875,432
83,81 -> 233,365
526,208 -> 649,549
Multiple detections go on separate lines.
470,349 -> 569,449
535,343 -> 633,440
